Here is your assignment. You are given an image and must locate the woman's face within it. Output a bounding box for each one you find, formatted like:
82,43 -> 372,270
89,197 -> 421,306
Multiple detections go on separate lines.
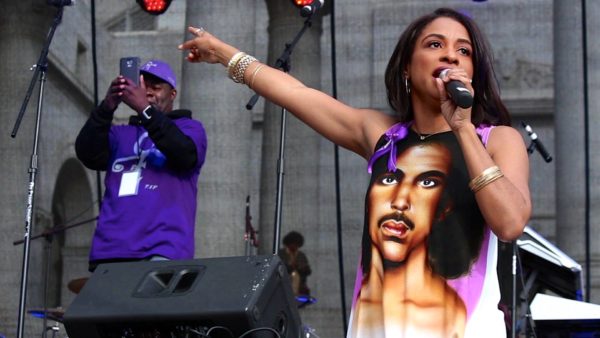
406,17 -> 474,105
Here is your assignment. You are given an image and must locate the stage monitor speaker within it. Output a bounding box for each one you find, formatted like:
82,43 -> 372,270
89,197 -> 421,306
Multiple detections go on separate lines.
63,255 -> 302,338
498,226 -> 583,307
517,226 -> 583,301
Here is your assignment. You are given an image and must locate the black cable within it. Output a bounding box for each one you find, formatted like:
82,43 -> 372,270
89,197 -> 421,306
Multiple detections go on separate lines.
188,328 -> 210,337
206,326 -> 234,337
58,198 -> 99,226
329,0 -> 348,335
581,0 -> 591,303
237,327 -> 281,338
13,199 -> 99,246
90,0 -> 103,210
90,0 -> 98,108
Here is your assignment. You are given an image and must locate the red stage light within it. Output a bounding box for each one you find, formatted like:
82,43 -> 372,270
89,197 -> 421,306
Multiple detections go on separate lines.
136,0 -> 172,15
291,0 -> 315,7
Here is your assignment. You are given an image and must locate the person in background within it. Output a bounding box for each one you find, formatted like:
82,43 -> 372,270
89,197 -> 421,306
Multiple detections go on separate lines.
279,231 -> 312,296
76,59 -> 207,272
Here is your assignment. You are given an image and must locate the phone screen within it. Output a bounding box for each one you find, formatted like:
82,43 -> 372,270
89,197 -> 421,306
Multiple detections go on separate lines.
119,57 -> 140,86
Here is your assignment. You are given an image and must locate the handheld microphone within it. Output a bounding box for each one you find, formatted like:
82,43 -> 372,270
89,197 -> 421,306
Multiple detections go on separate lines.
521,122 -> 553,163
300,0 -> 324,17
439,69 -> 473,109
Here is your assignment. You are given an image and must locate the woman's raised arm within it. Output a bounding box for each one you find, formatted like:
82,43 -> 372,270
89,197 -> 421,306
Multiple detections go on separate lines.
178,26 -> 395,159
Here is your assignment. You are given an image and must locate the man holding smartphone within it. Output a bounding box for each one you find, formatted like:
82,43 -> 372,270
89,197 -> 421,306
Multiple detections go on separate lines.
75,59 -> 207,272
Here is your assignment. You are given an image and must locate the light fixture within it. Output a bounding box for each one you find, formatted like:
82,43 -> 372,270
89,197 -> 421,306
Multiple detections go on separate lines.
290,0 -> 315,6
290,0 -> 324,17
136,0 -> 172,15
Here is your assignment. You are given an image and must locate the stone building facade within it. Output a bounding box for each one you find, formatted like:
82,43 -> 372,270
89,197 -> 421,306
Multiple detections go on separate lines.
0,0 -> 595,337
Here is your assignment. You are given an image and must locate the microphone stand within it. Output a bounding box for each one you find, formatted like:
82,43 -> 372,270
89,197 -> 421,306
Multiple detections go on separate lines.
245,15 -> 315,254
515,247 -> 538,338
510,121 -> 551,338
10,5 -> 66,338
522,122 -> 553,163
244,196 -> 259,256
510,238 -> 516,338
12,216 -> 98,338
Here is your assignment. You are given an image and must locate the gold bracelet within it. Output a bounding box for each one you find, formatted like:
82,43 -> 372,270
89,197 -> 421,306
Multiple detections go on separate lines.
469,165 -> 504,193
469,166 -> 504,193
471,171 -> 503,193
468,166 -> 499,190
231,54 -> 257,84
249,64 -> 265,89
227,51 -> 246,79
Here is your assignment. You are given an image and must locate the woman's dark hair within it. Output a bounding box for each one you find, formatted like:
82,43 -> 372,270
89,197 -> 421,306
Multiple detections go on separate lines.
384,7 -> 511,126
283,231 -> 305,247
361,135 -> 484,279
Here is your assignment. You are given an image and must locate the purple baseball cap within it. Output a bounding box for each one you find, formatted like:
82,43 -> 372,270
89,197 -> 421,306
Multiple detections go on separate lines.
139,59 -> 177,89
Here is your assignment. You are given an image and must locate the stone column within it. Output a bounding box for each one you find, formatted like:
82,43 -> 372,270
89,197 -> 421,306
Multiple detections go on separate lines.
553,0 -> 600,301
260,1 -> 324,254
181,0 -> 262,257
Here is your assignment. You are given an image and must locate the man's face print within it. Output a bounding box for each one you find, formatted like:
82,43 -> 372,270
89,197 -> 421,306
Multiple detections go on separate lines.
367,143 -> 451,264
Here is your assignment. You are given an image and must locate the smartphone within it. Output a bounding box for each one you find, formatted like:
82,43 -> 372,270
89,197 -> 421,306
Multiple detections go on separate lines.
119,56 -> 140,86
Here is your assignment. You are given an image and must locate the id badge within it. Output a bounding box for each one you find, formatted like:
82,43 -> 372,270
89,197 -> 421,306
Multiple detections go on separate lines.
118,169 -> 141,197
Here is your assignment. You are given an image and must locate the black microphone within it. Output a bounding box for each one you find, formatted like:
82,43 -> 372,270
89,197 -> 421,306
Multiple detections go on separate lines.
300,0 -> 324,17
521,122 -> 552,162
47,0 -> 75,6
439,69 -> 473,109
